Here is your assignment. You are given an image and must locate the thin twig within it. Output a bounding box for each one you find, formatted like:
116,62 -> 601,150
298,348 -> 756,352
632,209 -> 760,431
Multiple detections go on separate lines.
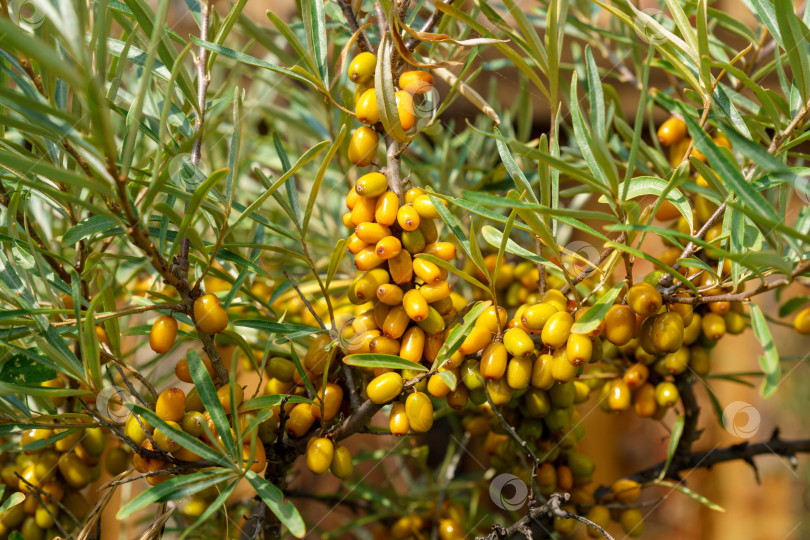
337,0 -> 373,52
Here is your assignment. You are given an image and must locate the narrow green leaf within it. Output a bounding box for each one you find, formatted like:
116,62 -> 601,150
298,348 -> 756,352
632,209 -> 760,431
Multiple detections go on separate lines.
571,282 -> 624,335
749,304 -> 780,398
186,351 -> 237,457
343,354 -> 428,372
117,470 -> 231,519
433,301 -> 492,370
658,414 -> 685,480
241,395 -> 314,411
246,470 -> 306,538
654,479 -> 726,512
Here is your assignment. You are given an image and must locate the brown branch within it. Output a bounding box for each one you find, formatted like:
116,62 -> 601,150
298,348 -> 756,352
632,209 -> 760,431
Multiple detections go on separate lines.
594,431 -> 810,500
559,233 -> 625,295
337,0 -> 373,52
0,182 -> 72,284
480,493 -> 614,540
405,1 -> 455,50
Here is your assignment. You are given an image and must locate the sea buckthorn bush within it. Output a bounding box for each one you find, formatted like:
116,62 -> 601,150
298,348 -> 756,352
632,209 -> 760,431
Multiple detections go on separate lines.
0,0 -> 809,539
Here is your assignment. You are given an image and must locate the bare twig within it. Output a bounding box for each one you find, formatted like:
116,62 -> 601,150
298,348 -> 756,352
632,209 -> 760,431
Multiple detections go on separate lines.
404,0 -> 456,50
560,233 -> 626,295
337,0 -> 373,52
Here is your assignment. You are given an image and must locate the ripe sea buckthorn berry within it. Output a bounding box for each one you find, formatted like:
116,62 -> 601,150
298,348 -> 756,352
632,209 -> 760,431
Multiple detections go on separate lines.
724,310 -> 746,334
459,326 -> 493,355
604,304 -> 636,345
566,334 -> 592,366
611,478 -> 641,503
541,311 -> 574,348
557,464 -> 574,491
413,194 -> 442,219
701,312 -> 726,340
541,289 -> 568,312
506,355 -> 532,390
522,302 -> 558,332
504,327 -> 534,356
383,305 -> 410,339
389,402 -> 410,434
397,205 -> 421,231
355,246 -> 384,270
375,236 -> 402,259
622,363 -> 649,389
664,347 -> 690,374
403,289 -> 429,321
423,242 -> 456,261
330,444 -> 353,479
620,508 -> 645,538
369,335 -> 401,355
367,372 -> 403,404
690,144 -> 707,162
652,311 -> 684,353
377,283 -> 404,305
399,326 -> 425,363
405,391 -> 434,432
287,403 -> 316,437
413,258 -> 442,283
355,172 -> 388,198
404,187 -> 425,203
57,453 -> 90,489
395,90 -> 416,131
655,199 -> 681,221
388,249 -> 413,284
714,134 -> 731,149
530,354 -> 553,390
627,282 -> 662,317
217,384 -> 243,414
655,381 -> 679,407
124,414 -> 151,445
669,296 -> 694,325
342,212 -> 354,228
460,359 -> 484,390
241,443 -> 267,473
401,229 -> 426,253
446,385 -> 469,409
486,378 -> 512,405
312,383 -> 344,422
306,437 -> 334,475
638,316 -> 657,355
356,88 -> 380,125
346,188 -> 359,209
181,411 -> 205,437
480,342 -> 508,380
156,387 -> 186,422
419,281 -> 451,303
346,330 -> 379,354
355,222 -> 391,243
683,312 -> 702,344
348,52 -> 376,84
81,427 -> 106,456
608,380 -> 631,412
476,306 -> 508,333
657,116 -> 687,146
347,234 -> 368,256
399,70 -> 434,94
375,191 -> 399,225
193,293 -> 228,334
634,382 -> 657,417
690,345 -> 711,375
427,372 -> 451,398
149,315 -> 178,354
348,126 -> 379,167
437,519 -> 464,540
154,421 -> 182,452
350,194 -> 377,225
